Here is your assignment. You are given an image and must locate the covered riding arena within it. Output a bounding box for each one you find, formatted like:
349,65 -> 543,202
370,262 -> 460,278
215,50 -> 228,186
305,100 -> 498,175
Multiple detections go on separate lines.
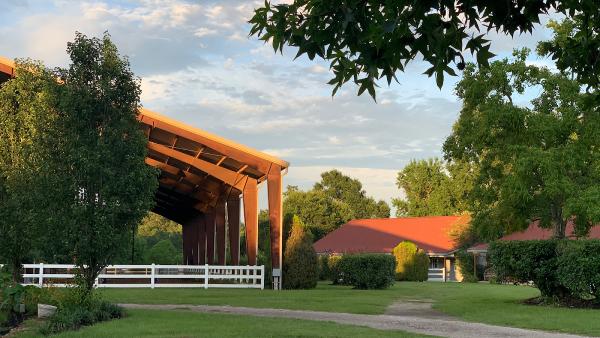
0,56 -> 289,289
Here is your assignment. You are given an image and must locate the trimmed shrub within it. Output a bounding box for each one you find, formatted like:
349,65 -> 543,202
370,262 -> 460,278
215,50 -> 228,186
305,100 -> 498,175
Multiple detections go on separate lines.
283,216 -> 319,289
557,240 -> 600,301
489,240 -> 565,297
392,241 -> 429,281
338,254 -> 395,289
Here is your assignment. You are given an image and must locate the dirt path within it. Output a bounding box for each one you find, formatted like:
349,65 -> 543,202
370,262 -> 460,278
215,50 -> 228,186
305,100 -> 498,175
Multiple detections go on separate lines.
119,303 -> 588,338
384,299 -> 452,319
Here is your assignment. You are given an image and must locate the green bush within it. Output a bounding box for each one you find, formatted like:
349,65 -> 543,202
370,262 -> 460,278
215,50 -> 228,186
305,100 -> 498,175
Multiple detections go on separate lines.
144,240 -> 180,264
489,240 -> 565,298
455,250 -> 485,282
557,240 -> 600,301
392,241 -> 429,281
338,254 -> 395,289
283,216 -> 319,289
40,298 -> 123,335
318,255 -> 330,280
327,255 -> 343,284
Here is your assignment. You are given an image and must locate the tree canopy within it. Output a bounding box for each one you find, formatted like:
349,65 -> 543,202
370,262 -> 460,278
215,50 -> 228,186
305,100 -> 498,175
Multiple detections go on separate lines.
250,1 -> 600,99
393,158 -> 474,217
284,170 -> 389,240
0,60 -> 61,283
444,49 -> 600,240
314,170 -> 390,219
138,212 -> 181,237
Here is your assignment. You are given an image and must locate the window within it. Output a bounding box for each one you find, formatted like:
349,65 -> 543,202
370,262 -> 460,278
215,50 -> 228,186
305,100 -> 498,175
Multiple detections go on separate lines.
429,257 -> 444,269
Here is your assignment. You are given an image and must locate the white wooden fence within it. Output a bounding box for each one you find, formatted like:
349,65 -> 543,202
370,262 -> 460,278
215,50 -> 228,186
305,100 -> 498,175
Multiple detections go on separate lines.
16,264 -> 264,289
427,267 -> 446,282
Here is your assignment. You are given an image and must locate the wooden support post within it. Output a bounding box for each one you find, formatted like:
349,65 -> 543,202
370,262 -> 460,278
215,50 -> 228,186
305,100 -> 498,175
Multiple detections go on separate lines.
215,199 -> 227,265
182,222 -> 192,264
227,196 -> 241,265
243,178 -> 258,266
190,218 -> 199,265
267,166 -> 283,290
205,210 -> 216,265
198,214 -> 206,265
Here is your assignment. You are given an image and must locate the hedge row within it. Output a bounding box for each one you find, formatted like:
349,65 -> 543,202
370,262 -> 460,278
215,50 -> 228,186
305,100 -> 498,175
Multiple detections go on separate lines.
318,254 -> 395,289
489,240 -> 600,301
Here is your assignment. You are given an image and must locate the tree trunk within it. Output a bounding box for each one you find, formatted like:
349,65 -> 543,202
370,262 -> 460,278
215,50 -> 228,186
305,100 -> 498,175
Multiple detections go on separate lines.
83,267 -> 98,295
551,205 -> 566,239
10,259 -> 22,285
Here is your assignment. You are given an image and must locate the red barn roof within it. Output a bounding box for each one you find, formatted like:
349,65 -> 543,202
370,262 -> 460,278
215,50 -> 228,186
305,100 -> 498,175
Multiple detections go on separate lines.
313,215 -> 469,255
468,220 -> 600,252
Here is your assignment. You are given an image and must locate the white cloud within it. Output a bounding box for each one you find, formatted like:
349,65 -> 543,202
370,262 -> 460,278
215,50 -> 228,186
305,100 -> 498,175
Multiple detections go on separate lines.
308,65 -> 328,74
328,136 -> 341,145
194,27 -> 217,37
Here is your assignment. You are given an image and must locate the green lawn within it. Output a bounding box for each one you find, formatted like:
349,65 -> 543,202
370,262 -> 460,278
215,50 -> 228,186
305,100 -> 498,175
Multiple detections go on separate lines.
100,283 -> 395,314
14,309 -> 431,338
99,282 -> 600,336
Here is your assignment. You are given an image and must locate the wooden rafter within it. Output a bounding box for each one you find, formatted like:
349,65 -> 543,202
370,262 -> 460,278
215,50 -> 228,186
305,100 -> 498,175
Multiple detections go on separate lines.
148,141 -> 249,191
139,108 -> 289,174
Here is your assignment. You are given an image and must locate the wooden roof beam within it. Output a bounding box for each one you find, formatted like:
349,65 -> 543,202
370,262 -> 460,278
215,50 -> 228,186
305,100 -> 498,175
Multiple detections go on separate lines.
146,157 -> 220,198
148,141 -> 249,191
139,109 -> 289,175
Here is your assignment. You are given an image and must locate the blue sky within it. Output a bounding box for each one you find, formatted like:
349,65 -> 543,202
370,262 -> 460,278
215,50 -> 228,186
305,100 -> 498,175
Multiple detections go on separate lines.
0,0 -> 560,212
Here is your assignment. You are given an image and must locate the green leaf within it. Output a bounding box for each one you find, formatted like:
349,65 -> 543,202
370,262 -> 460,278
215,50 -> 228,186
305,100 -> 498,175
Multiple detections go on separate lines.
435,70 -> 444,88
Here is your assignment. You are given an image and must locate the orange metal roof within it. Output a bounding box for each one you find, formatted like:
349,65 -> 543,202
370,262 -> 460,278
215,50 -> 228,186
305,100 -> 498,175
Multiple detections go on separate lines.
313,215 -> 470,255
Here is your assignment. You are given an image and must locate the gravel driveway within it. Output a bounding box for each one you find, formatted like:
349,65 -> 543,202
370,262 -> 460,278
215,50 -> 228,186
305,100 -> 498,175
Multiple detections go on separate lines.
119,303 -> 588,338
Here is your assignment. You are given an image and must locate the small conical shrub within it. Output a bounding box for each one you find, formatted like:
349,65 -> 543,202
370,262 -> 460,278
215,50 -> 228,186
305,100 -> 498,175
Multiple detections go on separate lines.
393,241 -> 429,281
283,216 -> 318,289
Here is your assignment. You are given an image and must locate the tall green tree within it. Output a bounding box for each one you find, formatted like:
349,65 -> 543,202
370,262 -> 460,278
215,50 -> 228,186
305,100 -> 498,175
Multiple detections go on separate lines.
284,170 -> 390,240
392,158 -> 474,217
314,170 -> 390,219
0,60 -> 60,283
250,1 -> 600,99
444,49 -> 600,240
284,186 -> 352,241
50,32 -> 158,292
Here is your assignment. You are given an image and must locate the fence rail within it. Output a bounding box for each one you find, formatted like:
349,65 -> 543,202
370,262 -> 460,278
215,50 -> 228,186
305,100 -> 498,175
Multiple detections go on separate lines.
14,264 -> 264,289
427,267 -> 446,282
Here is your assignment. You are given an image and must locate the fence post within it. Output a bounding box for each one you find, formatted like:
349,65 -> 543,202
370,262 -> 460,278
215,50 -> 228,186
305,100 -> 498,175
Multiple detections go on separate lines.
151,264 -> 156,289
204,264 -> 209,289
39,263 -> 44,287
442,264 -> 447,282
260,265 -> 264,290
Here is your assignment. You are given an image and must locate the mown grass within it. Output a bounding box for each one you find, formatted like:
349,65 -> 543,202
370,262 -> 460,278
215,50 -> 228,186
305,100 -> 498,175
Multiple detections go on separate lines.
99,282 -> 600,336
14,309 -> 432,338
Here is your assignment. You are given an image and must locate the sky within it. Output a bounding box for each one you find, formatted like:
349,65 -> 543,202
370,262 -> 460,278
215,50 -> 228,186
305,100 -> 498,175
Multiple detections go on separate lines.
0,0 -> 560,213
